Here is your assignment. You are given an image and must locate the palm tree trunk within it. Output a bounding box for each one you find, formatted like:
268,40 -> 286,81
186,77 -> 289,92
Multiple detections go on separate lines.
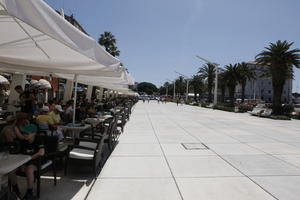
229,86 -> 235,106
241,84 -> 246,103
208,85 -> 212,103
221,88 -> 225,102
272,81 -> 285,115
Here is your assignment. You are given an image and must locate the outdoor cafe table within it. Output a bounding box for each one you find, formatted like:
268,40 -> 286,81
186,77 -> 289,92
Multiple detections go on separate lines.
84,115 -> 113,127
62,124 -> 91,139
0,154 -> 31,183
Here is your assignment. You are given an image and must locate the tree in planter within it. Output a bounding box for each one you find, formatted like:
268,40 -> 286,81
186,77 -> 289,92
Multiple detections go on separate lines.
237,62 -> 255,103
198,63 -> 215,103
98,31 -> 120,57
256,40 -> 300,115
224,64 -> 240,106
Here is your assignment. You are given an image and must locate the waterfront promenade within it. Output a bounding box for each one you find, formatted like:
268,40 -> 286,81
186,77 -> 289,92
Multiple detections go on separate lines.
85,101 -> 300,200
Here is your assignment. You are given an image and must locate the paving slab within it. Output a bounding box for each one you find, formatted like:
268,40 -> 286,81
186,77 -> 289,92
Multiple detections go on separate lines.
99,156 -> 172,178
167,156 -> 243,178
161,143 -> 216,156
87,178 -> 182,200
223,154 -> 300,176
252,176 -> 300,200
176,177 -> 276,200
248,143 -> 300,155
111,143 -> 163,156
207,143 -> 265,155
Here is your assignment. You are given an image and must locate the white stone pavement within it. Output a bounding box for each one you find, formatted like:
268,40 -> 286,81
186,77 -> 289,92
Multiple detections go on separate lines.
86,101 -> 300,200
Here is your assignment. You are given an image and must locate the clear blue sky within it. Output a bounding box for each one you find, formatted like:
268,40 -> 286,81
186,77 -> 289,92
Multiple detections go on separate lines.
45,0 -> 300,92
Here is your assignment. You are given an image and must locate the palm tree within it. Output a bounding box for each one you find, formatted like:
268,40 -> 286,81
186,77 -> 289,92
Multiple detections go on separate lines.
256,40 -> 300,114
217,69 -> 226,102
224,64 -> 240,106
175,76 -> 186,96
98,31 -> 120,57
190,75 -> 204,101
198,63 -> 215,102
237,62 -> 255,103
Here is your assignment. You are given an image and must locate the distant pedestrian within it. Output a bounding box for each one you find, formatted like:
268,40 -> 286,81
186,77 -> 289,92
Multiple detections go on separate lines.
176,97 -> 179,106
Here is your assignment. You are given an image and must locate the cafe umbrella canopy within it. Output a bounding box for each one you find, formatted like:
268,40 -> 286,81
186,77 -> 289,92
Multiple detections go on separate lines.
0,0 -> 134,123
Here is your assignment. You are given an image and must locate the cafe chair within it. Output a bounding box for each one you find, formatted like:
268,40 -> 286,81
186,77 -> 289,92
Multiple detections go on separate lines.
17,135 -> 58,198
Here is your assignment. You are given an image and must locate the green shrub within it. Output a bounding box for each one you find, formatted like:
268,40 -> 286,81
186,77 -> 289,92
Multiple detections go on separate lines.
282,105 -> 294,115
270,115 -> 291,120
201,103 -> 209,108
192,102 -> 199,106
292,114 -> 300,120
213,105 -> 234,112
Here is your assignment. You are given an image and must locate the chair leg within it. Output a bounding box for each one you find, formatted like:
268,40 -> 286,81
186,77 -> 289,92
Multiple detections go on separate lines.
64,157 -> 68,176
93,161 -> 97,177
37,175 -> 40,198
53,162 -> 57,186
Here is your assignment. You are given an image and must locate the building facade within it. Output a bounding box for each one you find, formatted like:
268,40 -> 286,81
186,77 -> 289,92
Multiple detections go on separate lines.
235,62 -> 293,103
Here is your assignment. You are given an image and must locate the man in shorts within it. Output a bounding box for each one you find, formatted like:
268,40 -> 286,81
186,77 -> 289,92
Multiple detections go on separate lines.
20,124 -> 45,200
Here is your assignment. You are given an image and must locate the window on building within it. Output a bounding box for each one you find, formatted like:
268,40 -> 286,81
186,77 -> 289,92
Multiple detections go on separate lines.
268,90 -> 271,94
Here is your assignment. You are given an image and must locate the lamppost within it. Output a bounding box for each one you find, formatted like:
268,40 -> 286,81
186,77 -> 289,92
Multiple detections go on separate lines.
175,71 -> 190,102
160,82 -> 168,96
166,79 -> 175,99
196,55 -> 219,106
166,84 -> 168,96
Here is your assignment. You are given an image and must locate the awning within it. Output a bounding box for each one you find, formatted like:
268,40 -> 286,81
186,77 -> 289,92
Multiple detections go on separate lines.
0,0 -> 121,76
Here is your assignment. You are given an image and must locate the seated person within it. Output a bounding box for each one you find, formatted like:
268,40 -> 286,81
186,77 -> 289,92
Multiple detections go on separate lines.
36,106 -> 54,130
49,105 -> 65,125
87,103 -> 97,117
8,124 -> 42,200
37,106 -> 64,140
48,100 -> 56,112
0,114 -> 27,144
75,103 -> 87,122
33,102 -> 44,117
64,100 -> 74,123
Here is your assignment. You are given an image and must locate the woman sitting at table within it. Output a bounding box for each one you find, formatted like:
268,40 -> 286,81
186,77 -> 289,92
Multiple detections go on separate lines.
0,112 -> 31,144
1,115 -> 35,199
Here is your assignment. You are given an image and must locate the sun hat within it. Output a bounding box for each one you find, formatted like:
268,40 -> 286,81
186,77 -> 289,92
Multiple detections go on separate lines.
22,124 -> 37,134
55,105 -> 63,112
41,106 -> 49,112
